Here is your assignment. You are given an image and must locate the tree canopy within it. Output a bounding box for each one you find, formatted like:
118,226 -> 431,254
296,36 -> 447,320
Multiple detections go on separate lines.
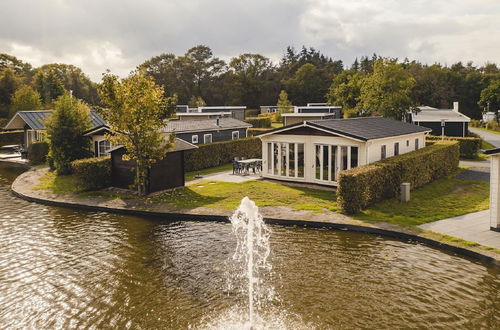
10,85 -> 43,116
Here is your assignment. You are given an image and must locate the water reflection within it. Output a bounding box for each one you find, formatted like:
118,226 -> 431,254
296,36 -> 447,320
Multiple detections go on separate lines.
0,163 -> 498,329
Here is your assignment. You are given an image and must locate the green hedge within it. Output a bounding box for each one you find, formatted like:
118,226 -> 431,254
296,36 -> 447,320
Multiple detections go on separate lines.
71,156 -> 111,191
248,128 -> 272,136
28,142 -> 49,165
0,130 -> 23,147
184,137 -> 261,171
244,117 -> 272,128
245,109 -> 260,117
337,140 -> 460,214
426,135 -> 481,159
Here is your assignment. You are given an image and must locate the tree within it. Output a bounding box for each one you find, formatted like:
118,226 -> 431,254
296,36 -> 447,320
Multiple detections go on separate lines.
359,58 -> 415,120
98,70 -> 175,195
0,68 -> 21,117
45,93 -> 92,174
33,69 -> 66,105
327,70 -> 364,116
478,80 -> 500,112
275,90 -> 292,122
188,95 -> 206,108
284,63 -> 326,105
10,85 -> 43,116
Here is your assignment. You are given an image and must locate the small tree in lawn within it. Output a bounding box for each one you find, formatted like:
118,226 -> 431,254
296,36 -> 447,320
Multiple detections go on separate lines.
10,85 -> 43,117
45,93 -> 92,174
276,90 -> 292,123
98,70 -> 175,195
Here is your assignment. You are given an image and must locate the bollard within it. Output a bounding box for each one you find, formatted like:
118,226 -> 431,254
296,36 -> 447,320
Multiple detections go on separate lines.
401,182 -> 410,202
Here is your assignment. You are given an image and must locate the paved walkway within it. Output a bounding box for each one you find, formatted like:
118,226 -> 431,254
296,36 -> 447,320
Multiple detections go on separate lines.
420,210 -> 500,250
187,170 -> 262,186
469,127 -> 500,148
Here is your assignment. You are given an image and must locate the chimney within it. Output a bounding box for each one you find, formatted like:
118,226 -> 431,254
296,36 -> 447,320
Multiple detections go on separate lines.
216,117 -> 220,126
453,101 -> 459,112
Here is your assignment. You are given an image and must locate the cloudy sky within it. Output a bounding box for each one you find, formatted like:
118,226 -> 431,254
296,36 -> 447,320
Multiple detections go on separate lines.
1,0 -> 499,81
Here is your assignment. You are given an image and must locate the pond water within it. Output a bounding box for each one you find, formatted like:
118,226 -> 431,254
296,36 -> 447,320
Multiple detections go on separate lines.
0,162 -> 498,329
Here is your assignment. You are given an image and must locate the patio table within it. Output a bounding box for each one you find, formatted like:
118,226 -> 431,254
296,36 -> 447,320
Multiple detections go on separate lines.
236,158 -> 262,175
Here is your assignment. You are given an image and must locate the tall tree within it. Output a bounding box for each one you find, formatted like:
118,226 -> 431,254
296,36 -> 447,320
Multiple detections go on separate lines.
284,63 -> 326,105
33,69 -> 66,105
98,70 -> 175,195
276,90 -> 292,122
45,93 -> 92,174
10,85 -> 43,116
478,80 -> 500,112
327,70 -> 364,117
0,68 -> 21,117
360,58 -> 415,120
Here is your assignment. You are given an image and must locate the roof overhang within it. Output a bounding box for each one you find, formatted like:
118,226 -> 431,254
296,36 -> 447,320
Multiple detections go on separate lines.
484,147 -> 500,156
109,137 -> 198,154
4,112 -> 31,130
83,125 -> 111,136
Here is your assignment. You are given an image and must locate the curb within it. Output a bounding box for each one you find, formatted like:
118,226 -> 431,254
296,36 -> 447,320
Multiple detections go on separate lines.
11,179 -> 500,267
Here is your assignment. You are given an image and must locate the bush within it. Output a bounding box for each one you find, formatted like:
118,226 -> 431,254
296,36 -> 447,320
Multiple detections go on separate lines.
337,140 -> 459,214
244,117 -> 272,128
426,135 -> 481,159
247,128 -> 272,136
0,130 -> 23,146
184,137 -> 261,171
71,156 -> 111,191
470,119 -> 480,128
28,142 -> 49,165
245,109 -> 260,117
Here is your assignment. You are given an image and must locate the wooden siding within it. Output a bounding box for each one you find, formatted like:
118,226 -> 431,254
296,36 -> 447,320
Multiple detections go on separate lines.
176,127 -> 247,144
416,121 -> 468,137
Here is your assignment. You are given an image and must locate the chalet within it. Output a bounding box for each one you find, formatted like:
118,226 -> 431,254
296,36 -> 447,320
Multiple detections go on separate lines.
260,105 -> 294,114
258,117 -> 430,186
281,105 -> 342,126
164,118 -> 252,145
110,138 -> 197,193
83,125 -> 113,157
179,106 -> 247,120
408,102 -> 470,137
4,110 -> 108,155
176,112 -> 232,121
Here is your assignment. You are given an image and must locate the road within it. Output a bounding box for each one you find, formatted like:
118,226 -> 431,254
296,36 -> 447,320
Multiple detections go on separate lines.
469,127 -> 500,148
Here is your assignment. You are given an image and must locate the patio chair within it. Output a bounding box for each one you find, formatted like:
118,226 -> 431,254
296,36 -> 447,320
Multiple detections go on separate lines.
232,160 -> 243,174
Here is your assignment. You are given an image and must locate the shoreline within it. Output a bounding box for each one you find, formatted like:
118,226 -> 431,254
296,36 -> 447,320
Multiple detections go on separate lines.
11,166 -> 500,267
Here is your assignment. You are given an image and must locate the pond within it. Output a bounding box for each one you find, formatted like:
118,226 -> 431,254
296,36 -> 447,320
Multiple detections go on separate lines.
0,162 -> 498,329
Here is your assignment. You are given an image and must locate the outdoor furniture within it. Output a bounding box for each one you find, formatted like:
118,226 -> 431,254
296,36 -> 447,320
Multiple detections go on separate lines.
235,158 -> 262,175
232,160 -> 244,174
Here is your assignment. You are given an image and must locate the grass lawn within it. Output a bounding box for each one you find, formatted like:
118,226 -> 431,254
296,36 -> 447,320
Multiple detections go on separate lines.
271,122 -> 283,128
36,171 -> 83,194
481,139 -> 495,150
149,180 -> 338,212
471,126 -> 500,135
185,163 -> 233,182
355,176 -> 489,227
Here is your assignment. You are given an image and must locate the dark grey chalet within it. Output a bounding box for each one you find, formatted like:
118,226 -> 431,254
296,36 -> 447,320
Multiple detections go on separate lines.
408,103 -> 470,137
164,118 -> 252,145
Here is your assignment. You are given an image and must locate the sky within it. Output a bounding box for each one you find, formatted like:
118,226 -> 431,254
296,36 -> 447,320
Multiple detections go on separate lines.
1,0 -> 499,81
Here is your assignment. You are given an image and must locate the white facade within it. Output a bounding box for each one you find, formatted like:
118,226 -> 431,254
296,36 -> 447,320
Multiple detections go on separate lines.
489,155 -> 500,230
260,129 -> 426,186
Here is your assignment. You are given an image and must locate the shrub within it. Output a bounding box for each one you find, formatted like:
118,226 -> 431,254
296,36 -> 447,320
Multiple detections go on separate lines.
337,140 -> 459,214
426,135 -> 481,159
470,119 -> 480,127
0,130 -> 23,146
486,121 -> 499,131
244,117 -> 272,128
245,109 -> 260,117
184,137 -> 261,171
71,156 -> 111,190
248,128 -> 272,136
28,142 -> 49,165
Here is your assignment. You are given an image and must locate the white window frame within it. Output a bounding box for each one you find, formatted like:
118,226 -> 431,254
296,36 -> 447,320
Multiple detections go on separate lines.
232,131 -> 239,140
381,145 -> 387,159
394,142 -> 399,156
97,139 -> 112,157
192,135 -> 199,144
204,134 -> 213,144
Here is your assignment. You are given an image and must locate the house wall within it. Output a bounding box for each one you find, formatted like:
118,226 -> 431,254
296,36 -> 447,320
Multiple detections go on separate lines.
178,115 -> 213,121
89,134 -> 112,157
175,127 -> 247,145
260,131 -> 426,186
297,108 -> 342,118
415,121 -> 468,137
201,108 -> 246,120
111,148 -> 185,193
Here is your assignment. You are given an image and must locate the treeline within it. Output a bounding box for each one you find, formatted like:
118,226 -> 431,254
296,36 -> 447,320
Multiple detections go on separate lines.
1,45 -> 500,121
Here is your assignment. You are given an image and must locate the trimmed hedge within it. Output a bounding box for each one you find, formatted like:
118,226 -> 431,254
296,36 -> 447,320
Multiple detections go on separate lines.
0,130 -> 23,147
244,117 -> 272,128
28,141 -> 49,165
337,140 -> 460,214
248,128 -> 272,136
184,137 -> 261,171
426,135 -> 481,159
71,156 -> 111,191
245,109 -> 260,117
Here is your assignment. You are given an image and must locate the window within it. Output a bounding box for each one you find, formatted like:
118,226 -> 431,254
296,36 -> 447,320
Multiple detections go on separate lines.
192,135 -> 198,144
350,147 -> 358,168
394,142 -> 399,156
98,140 -> 111,157
232,131 -> 239,140
381,145 -> 387,159
204,134 -> 212,144
415,138 -> 419,150
406,140 -> 410,147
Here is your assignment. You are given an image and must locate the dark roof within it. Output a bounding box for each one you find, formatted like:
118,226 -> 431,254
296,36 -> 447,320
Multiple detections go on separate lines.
484,148 -> 500,155
5,110 -> 106,130
83,124 -> 111,136
163,118 -> 251,133
258,117 -> 431,141
109,138 -> 197,153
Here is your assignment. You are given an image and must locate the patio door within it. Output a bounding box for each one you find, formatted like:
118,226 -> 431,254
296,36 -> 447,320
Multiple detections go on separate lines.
314,144 -> 357,184
267,142 -> 304,179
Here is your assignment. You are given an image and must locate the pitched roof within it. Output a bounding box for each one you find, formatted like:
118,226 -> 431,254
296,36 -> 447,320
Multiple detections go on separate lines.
109,137 -> 197,153
258,117 -> 431,141
412,106 -> 470,122
163,118 -> 251,133
4,110 -> 106,130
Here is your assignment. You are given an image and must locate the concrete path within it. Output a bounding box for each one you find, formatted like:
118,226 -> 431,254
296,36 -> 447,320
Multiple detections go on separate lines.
420,210 -> 500,250
469,127 -> 500,148
187,170 -> 261,186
